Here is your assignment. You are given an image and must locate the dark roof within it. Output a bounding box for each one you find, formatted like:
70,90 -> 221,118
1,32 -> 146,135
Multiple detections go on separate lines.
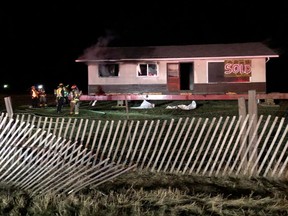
76,42 -> 279,62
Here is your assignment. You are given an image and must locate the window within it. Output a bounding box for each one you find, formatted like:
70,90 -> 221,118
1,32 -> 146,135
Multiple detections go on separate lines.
98,64 -> 119,77
137,63 -> 158,76
208,62 -> 249,83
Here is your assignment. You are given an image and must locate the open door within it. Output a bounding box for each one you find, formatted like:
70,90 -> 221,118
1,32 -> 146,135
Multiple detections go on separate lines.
167,63 -> 194,91
167,63 -> 180,91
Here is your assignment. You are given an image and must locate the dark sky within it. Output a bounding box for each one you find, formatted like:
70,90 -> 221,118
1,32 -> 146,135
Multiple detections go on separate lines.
1,2 -> 288,94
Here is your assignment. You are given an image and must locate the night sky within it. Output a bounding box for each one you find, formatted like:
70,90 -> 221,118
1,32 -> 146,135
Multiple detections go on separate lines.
1,2 -> 288,94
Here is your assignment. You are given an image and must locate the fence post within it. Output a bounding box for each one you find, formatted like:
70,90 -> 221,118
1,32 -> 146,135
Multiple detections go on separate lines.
4,96 -> 13,119
248,90 -> 258,173
238,97 -> 247,171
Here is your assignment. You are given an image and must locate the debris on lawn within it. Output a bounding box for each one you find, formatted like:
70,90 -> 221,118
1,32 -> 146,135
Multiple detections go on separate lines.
166,100 -> 197,110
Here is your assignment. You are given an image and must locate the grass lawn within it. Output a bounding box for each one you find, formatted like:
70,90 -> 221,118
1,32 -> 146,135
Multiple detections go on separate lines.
1,93 -> 288,120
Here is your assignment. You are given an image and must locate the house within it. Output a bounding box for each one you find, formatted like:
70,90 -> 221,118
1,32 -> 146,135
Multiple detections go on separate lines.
76,42 -> 278,97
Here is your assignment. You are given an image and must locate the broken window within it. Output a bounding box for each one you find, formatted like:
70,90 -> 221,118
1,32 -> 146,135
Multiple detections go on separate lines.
137,63 -> 158,76
99,64 -> 119,77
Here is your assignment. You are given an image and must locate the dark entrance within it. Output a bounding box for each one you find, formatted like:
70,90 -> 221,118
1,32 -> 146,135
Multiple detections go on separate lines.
180,63 -> 194,90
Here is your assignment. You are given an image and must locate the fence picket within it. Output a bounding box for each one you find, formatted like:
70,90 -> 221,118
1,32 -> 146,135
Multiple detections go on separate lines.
117,120 -> 134,164
265,121 -> 288,177
100,120 -> 114,161
154,119 -> 175,172
260,117 -> 285,177
136,120 -> 154,167
85,120 -> 95,148
165,117 -> 189,172
229,114 -> 256,175
159,118 -> 182,172
271,124 -> 288,176
111,120 -> 126,163
183,118 -> 209,174
177,118 -> 201,173
243,115 -> 271,175
201,117 -> 225,175
194,117 -> 218,174
106,120 -> 121,165
141,120 -> 159,169
129,120 -> 148,166
170,118 -> 195,173
146,120 -> 167,170
124,121 -> 140,165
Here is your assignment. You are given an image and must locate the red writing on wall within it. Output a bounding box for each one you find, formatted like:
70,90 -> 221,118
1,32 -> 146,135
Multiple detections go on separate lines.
224,59 -> 251,77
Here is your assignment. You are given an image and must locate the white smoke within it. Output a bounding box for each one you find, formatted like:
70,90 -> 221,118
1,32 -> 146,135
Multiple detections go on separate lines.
95,29 -> 116,47
83,29 -> 117,58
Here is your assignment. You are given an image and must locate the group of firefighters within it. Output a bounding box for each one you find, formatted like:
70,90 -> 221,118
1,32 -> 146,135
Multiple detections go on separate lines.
30,83 -> 82,115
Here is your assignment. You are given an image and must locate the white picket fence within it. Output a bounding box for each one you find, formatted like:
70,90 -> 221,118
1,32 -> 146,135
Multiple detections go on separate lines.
2,112 -> 288,180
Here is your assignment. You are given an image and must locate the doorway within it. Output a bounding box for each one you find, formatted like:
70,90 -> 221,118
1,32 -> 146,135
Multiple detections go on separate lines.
180,63 -> 194,90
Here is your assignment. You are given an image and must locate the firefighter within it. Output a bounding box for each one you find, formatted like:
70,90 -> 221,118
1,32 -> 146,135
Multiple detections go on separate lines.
30,85 -> 39,108
63,85 -> 70,105
56,83 -> 65,113
69,84 -> 82,115
38,85 -> 47,107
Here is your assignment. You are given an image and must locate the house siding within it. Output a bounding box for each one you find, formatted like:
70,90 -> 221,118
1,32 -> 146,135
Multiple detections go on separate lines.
87,57 -> 268,95
76,42 -> 279,97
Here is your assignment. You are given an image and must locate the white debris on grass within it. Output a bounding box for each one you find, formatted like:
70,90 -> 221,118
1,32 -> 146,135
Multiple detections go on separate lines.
132,100 -> 155,109
92,100 -> 97,106
166,101 -> 197,110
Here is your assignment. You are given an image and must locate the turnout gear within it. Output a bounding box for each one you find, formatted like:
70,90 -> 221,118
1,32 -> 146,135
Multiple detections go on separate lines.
56,84 -> 65,113
69,85 -> 82,115
31,86 -> 39,108
31,86 -> 39,99
56,86 -> 64,98
38,87 -> 47,107
63,85 -> 70,105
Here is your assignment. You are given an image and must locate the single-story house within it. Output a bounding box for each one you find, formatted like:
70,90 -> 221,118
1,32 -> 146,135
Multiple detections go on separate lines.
75,42 -> 279,96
